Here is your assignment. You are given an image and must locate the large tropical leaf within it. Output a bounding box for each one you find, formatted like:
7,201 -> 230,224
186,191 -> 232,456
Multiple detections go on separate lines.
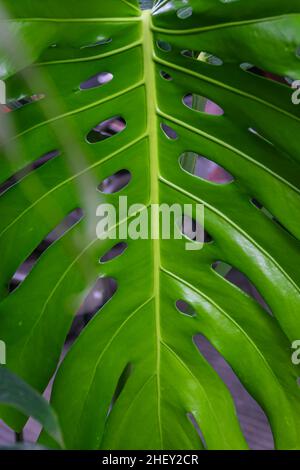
0,0 -> 300,450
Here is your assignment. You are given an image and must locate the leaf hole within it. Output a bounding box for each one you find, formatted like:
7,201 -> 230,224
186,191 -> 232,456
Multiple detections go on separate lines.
77,277 -> 117,319
179,152 -> 234,184
193,334 -> 274,450
107,363 -> 133,418
0,150 -> 60,196
98,169 -> 131,194
160,123 -> 178,140
183,93 -> 224,115
80,72 -> 113,90
175,299 -> 196,317
100,242 -> 128,263
177,6 -> 193,19
67,277 -> 118,341
194,334 -> 274,449
179,215 -> 212,243
159,70 -> 173,81
186,413 -> 207,449
181,49 -> 223,66
5,93 -> 45,112
212,261 -> 272,315
240,63 -> 293,87
9,208 -> 84,292
86,116 -> 126,144
156,40 -> 172,52
80,37 -> 112,49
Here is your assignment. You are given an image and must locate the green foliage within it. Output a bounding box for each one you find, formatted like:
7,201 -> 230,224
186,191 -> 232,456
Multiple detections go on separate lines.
0,366 -> 63,447
0,0 -> 299,450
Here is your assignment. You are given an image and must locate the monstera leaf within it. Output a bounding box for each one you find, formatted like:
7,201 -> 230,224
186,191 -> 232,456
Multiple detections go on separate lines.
0,0 -> 300,450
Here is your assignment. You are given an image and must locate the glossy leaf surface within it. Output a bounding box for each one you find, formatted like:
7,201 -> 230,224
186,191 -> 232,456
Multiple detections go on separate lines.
0,0 -> 299,450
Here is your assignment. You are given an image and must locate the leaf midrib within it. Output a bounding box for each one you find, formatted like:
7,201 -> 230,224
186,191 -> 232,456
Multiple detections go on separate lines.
142,10 -> 163,448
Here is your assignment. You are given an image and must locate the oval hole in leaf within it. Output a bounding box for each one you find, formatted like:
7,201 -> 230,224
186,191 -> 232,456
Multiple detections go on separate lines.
181,49 -> 223,66
240,62 -> 254,71
77,277 -> 118,319
197,51 -> 223,66
9,208 -> 84,292
157,40 -> 172,52
187,413 -> 207,449
86,116 -> 126,144
212,261 -> 272,315
80,72 -> 113,90
98,169 -> 131,194
67,277 -> 117,341
177,6 -> 193,19
107,363 -> 133,417
183,93 -> 224,115
159,70 -> 173,81
181,49 -> 195,58
0,150 -> 60,196
179,215 -> 212,243
100,242 -> 128,263
194,334 -> 274,449
6,93 -> 45,111
240,63 -> 292,87
80,37 -> 112,49
179,152 -> 234,184
175,299 -> 196,317
160,123 -> 178,140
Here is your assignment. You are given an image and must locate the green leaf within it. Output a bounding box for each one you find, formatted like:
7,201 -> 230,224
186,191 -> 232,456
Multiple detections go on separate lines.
0,367 -> 63,447
0,0 -> 299,450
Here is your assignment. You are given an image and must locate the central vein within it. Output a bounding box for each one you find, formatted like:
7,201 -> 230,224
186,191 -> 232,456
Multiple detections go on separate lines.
142,10 -> 163,446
